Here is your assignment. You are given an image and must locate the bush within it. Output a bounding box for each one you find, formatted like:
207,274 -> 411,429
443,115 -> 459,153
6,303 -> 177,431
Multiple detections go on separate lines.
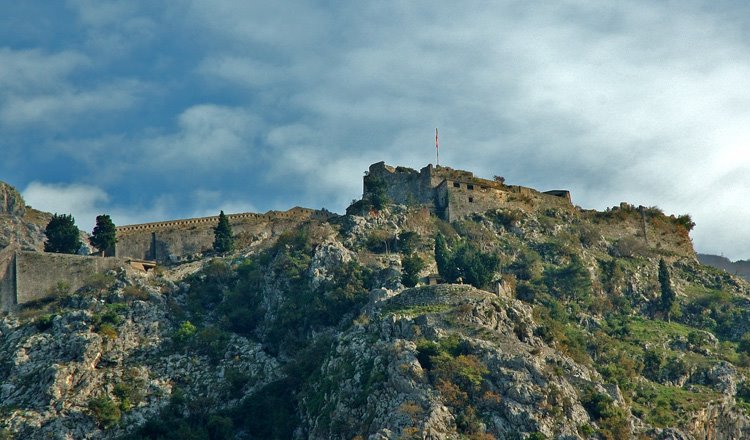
34,314 -> 56,331
123,285 -> 150,301
398,231 -> 420,254
174,321 -> 197,345
434,234 -> 500,289
88,396 -> 121,429
47,281 -> 71,299
610,237 -> 649,258
544,256 -> 592,301
85,273 -> 116,294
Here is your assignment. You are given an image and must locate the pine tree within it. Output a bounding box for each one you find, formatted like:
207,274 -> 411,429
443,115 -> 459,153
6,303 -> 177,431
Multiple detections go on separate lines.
213,211 -> 234,254
658,258 -> 678,322
44,213 -> 82,254
90,214 -> 117,255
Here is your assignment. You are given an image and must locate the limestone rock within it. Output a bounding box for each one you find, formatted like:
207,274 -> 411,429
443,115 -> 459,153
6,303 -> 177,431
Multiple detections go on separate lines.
0,182 -> 25,217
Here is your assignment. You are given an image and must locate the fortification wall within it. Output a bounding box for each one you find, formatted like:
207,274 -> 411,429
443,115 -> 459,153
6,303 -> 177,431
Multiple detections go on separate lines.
444,181 -> 510,222
365,162 -> 435,206
0,246 -> 17,312
13,252 -> 128,307
116,208 -> 332,262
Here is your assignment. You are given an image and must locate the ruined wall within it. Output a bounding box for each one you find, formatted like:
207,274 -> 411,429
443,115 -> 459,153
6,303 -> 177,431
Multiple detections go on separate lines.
116,208 -> 332,262
365,162 -> 435,207
444,181 -> 510,222
364,161 -> 574,221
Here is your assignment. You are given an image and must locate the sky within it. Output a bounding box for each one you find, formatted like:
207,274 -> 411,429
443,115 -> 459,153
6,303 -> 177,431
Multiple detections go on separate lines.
2,1 -> 750,260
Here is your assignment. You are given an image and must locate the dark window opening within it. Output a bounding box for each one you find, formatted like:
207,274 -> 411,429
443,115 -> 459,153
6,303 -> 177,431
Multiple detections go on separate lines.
467,184 -> 474,190
453,182 -> 460,188
469,197 -> 474,203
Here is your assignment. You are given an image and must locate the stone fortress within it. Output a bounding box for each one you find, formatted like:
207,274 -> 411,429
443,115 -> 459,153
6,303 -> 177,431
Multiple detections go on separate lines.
364,161 -> 572,221
1,161 -> 573,311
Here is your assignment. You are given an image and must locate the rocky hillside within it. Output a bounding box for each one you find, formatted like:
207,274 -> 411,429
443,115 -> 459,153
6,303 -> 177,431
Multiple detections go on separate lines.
1,197 -> 750,439
698,254 -> 750,282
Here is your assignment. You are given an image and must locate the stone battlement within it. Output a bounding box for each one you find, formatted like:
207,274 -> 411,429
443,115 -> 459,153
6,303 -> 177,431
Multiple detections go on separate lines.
117,207 -> 330,234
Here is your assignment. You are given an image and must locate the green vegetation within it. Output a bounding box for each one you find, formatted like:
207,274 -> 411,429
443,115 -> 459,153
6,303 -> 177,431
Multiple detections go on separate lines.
658,259 -> 679,321
212,211 -> 234,254
90,214 -> 117,255
44,213 -> 82,254
434,233 -> 500,289
401,253 -> 424,287
88,396 -> 121,429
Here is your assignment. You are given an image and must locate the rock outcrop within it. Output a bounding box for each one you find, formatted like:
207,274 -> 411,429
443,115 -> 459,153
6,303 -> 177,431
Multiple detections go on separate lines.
0,182 -> 25,217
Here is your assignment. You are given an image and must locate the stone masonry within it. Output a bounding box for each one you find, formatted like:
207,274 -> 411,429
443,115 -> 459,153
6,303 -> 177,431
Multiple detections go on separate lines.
363,162 -> 572,221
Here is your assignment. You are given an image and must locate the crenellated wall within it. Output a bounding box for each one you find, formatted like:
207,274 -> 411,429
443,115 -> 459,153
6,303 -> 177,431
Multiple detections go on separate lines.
115,207 -> 334,262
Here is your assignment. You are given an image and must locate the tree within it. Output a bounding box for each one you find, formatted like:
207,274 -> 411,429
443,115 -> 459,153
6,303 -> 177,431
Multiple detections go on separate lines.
658,258 -> 679,322
44,213 -> 82,254
434,233 -> 452,279
90,214 -> 117,255
401,253 -> 424,287
213,211 -> 234,253
434,234 -> 500,289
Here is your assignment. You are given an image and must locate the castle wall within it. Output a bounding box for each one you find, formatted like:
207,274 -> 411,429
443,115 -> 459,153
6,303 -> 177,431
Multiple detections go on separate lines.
444,181 -> 510,222
115,208 -> 332,262
13,252 -> 128,307
0,246 -> 17,312
365,162 -> 435,207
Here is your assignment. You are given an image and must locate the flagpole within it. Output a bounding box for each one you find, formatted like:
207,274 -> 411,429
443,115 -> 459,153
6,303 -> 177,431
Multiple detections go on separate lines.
435,128 -> 439,167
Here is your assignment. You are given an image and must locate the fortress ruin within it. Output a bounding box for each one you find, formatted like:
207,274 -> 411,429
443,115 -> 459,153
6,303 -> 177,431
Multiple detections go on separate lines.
363,162 -> 572,221
1,161 -> 573,312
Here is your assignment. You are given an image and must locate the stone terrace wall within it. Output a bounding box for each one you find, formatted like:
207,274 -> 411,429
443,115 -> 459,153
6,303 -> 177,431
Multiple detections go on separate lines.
115,207 -> 332,262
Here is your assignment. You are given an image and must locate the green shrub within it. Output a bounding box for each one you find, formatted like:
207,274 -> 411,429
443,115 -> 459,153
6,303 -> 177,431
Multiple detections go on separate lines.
88,396 -> 121,429
174,321 -> 197,345
398,231 -> 420,254
434,234 -> 499,289
85,273 -> 116,293
34,314 -> 56,331
47,281 -> 71,299
123,285 -> 150,301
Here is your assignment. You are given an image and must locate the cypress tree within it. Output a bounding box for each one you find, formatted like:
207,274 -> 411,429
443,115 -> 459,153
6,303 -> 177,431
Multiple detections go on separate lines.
213,211 -> 234,254
658,258 -> 678,322
90,214 -> 117,255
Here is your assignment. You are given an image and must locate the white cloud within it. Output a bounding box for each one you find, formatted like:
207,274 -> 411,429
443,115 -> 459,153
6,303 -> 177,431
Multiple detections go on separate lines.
145,104 -> 261,168
1,79 -> 143,128
22,182 -> 110,233
0,48 -> 89,93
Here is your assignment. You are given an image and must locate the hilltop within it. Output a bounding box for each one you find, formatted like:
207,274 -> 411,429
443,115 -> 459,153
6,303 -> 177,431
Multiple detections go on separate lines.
0,164 -> 749,439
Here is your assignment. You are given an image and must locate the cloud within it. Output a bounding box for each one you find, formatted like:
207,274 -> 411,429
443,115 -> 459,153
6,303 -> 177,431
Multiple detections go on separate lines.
22,182 -> 110,232
144,104 -> 262,168
6,1 -> 750,259
0,48 -> 89,93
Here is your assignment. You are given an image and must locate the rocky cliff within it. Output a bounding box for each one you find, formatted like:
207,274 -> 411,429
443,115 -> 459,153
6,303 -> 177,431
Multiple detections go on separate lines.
0,194 -> 749,439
